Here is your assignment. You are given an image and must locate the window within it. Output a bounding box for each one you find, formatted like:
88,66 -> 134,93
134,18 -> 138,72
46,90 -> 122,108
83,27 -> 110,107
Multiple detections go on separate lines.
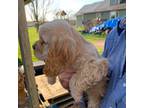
101,12 -> 110,21
110,0 -> 118,5
120,0 -> 126,4
118,10 -> 126,17
110,11 -> 117,19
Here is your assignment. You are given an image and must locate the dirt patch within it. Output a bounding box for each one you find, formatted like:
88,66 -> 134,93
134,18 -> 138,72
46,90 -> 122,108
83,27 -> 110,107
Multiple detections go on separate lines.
94,40 -> 105,49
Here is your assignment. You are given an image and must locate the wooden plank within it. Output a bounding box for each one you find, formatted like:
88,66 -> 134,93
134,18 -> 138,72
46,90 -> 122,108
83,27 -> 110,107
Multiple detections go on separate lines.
18,0 -> 39,108
33,61 -> 45,67
35,75 -> 68,100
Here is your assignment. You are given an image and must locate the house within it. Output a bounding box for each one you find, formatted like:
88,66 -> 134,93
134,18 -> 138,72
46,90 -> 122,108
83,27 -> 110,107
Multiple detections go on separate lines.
76,0 -> 126,26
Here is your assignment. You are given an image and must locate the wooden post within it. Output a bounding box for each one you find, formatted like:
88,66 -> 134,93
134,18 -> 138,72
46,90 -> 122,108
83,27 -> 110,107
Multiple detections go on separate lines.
18,0 -> 39,108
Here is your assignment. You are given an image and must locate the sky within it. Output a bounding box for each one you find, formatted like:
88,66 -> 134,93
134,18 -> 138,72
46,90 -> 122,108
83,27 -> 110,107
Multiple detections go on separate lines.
25,0 -> 103,21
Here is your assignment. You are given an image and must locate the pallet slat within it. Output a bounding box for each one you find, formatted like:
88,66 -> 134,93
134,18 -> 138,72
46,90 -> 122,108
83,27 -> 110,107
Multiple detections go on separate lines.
35,75 -> 68,101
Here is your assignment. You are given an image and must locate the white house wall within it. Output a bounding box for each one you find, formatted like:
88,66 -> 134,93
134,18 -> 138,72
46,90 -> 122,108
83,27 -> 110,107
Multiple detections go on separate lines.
76,15 -> 84,26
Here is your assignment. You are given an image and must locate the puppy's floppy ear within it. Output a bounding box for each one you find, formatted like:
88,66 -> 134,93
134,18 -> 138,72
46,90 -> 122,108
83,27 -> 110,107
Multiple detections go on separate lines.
49,35 -> 77,64
39,26 -> 51,43
39,32 -> 49,43
44,35 -> 78,78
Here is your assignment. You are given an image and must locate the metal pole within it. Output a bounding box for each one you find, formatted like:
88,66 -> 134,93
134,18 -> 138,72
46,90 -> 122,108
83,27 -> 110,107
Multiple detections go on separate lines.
18,0 -> 39,108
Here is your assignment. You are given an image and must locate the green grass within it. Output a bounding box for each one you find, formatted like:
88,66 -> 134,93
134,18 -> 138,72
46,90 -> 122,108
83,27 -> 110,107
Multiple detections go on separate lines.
18,27 -> 39,62
82,33 -> 105,42
18,27 -> 106,62
76,26 -> 85,31
81,33 -> 106,55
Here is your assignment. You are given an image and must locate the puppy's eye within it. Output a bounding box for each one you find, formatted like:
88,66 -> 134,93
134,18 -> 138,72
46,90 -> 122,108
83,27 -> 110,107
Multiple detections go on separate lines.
40,40 -> 47,45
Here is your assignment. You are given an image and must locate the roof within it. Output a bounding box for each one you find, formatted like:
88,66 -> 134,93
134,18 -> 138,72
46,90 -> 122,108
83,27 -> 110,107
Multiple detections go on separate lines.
76,1 -> 126,16
76,1 -> 105,16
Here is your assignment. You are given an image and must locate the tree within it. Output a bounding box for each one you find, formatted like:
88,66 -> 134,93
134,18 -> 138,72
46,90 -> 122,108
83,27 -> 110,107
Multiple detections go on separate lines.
28,0 -> 53,31
54,10 -> 76,20
65,10 -> 74,20
55,10 -> 67,19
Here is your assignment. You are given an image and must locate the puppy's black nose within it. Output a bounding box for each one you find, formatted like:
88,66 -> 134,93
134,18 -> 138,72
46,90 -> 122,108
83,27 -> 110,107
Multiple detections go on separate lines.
32,44 -> 36,50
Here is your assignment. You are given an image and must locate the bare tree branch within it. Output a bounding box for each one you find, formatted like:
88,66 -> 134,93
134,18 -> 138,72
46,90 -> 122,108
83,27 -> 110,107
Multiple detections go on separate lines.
28,0 -> 54,31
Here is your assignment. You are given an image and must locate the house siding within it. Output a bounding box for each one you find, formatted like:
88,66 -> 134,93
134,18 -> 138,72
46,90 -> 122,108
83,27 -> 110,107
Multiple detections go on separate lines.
110,11 -> 117,18
101,11 -> 110,21
76,15 -> 84,26
110,0 -> 118,5
76,0 -> 126,26
83,13 -> 96,21
76,9 -> 125,26
118,9 -> 126,17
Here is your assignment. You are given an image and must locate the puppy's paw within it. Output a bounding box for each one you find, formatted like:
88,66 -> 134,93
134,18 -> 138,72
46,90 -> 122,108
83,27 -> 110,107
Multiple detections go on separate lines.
70,88 -> 82,103
69,75 -> 83,103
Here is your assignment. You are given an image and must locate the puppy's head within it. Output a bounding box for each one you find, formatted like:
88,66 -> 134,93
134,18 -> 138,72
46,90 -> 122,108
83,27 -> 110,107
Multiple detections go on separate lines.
33,20 -> 82,61
33,20 -> 83,84
32,36 -> 49,61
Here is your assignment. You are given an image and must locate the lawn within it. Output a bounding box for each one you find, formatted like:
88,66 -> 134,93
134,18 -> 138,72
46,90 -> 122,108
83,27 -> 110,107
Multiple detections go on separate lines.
18,27 -> 106,62
81,33 -> 106,55
18,27 -> 39,62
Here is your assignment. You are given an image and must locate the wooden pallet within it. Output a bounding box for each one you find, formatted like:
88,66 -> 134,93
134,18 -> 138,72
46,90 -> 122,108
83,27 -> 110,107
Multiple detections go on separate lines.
35,75 -> 69,105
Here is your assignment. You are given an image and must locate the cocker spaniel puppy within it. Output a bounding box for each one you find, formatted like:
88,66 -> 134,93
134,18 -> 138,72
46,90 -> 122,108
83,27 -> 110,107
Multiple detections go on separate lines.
33,20 -> 108,108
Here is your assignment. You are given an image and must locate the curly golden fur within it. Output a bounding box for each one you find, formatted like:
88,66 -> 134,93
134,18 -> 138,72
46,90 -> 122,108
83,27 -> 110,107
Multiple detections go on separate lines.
33,20 -> 108,108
